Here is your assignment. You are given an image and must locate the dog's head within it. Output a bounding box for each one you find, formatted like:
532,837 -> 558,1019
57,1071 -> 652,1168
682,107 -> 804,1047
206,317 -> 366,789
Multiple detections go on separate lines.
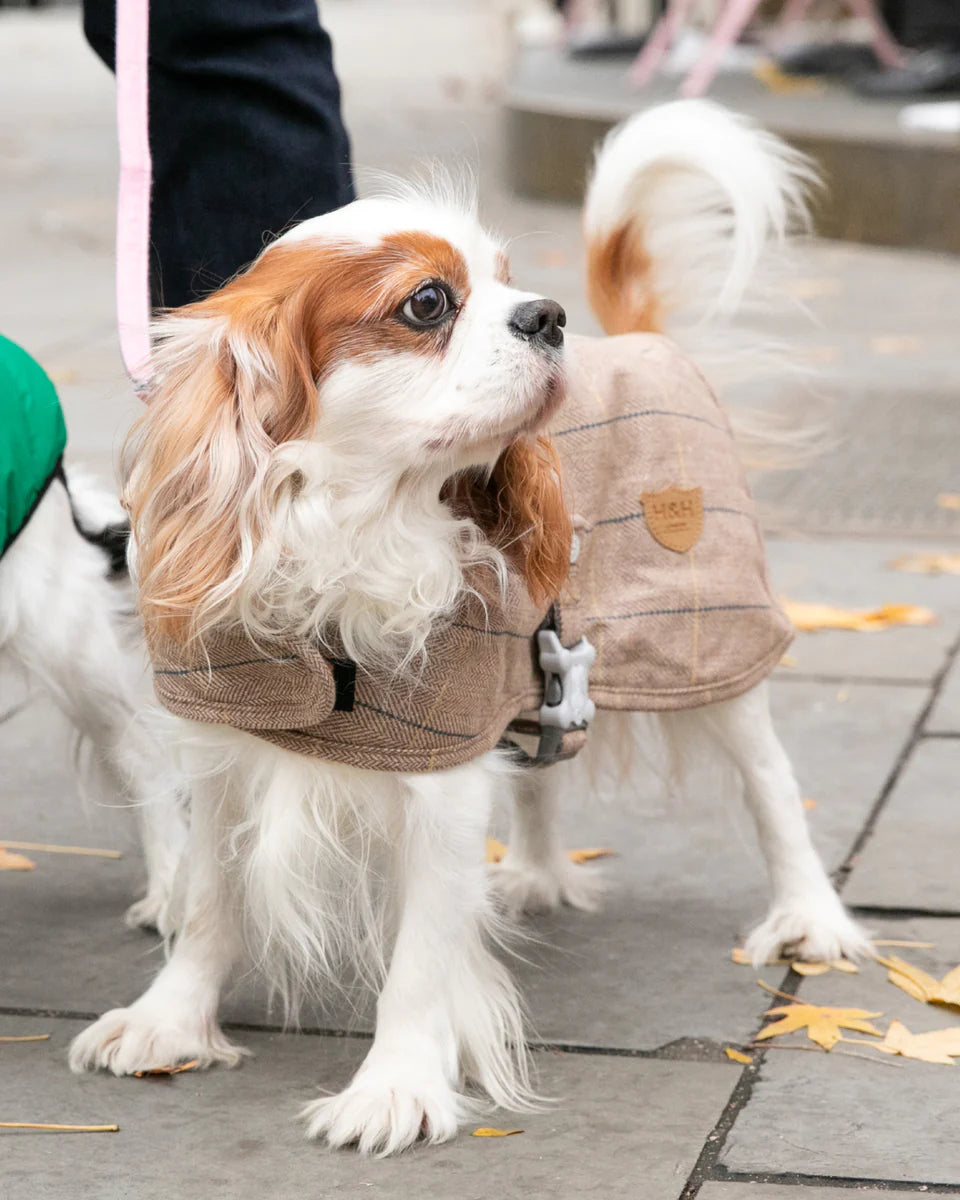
124,193 -> 572,657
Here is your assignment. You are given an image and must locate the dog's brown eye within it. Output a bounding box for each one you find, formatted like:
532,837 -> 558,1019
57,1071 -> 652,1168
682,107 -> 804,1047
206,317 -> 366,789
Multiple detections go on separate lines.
400,284 -> 452,327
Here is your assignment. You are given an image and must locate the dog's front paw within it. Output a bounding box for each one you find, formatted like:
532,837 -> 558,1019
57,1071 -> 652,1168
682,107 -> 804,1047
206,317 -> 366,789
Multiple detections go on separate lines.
69,1001 -> 249,1076
302,1062 -> 469,1155
745,891 -> 871,966
489,855 -> 604,916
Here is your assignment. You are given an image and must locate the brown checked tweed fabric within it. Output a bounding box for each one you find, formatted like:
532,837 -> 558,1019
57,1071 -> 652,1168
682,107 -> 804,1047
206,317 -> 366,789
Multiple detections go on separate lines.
149,332 -> 793,773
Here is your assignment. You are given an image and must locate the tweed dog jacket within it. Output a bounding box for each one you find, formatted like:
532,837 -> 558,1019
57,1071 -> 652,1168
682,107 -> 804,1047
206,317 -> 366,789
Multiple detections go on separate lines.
0,334 -> 67,562
149,333 -> 793,771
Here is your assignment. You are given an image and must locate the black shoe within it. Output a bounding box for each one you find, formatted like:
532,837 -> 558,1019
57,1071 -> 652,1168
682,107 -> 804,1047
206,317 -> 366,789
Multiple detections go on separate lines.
777,42 -> 880,77
852,48 -> 960,97
566,31 -> 646,60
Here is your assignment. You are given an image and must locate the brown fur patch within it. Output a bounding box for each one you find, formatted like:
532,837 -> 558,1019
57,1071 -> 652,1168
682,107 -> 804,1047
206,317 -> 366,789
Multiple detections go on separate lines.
586,223 -> 662,336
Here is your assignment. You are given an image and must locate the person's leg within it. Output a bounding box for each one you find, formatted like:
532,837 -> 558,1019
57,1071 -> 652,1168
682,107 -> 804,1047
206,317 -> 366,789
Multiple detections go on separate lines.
83,0 -> 354,309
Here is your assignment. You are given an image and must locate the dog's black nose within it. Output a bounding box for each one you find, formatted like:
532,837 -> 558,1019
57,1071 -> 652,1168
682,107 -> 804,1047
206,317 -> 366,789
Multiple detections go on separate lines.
509,299 -> 566,349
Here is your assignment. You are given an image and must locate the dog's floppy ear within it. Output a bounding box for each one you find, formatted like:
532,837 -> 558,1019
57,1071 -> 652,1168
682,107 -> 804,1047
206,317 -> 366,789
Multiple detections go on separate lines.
123,280 -> 320,644
490,435 -> 572,607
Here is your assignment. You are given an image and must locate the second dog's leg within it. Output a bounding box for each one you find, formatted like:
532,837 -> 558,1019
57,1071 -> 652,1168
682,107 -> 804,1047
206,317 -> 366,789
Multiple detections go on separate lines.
303,754 -> 531,1155
490,765 -> 603,915
69,774 -> 247,1075
676,683 -> 870,963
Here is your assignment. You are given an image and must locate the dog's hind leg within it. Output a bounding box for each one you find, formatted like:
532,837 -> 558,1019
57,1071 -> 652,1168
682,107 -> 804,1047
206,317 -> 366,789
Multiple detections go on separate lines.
489,763 -> 604,915
668,682 -> 870,964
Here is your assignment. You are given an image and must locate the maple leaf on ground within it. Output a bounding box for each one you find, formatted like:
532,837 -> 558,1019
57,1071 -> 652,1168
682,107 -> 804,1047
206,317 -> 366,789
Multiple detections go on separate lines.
724,1047 -> 753,1064
757,1004 -> 884,1051
878,955 -> 960,1009
862,1020 -> 960,1065
730,947 -> 858,974
471,1127 -> 523,1138
782,600 -> 936,633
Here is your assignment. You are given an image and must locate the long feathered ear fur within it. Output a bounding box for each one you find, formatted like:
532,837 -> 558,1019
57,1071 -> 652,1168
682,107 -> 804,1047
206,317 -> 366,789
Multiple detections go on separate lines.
123,289 -> 319,645
452,435 -> 572,609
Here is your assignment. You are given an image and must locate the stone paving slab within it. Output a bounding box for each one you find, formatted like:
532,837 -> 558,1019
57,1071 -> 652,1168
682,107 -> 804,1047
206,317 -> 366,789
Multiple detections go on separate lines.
721,917 -> 960,1186
767,538 -> 960,684
0,1014 -> 735,1200
926,657 -> 960,735
844,739 -> 960,912
701,1188 -> 919,1200
1,677 -> 924,1051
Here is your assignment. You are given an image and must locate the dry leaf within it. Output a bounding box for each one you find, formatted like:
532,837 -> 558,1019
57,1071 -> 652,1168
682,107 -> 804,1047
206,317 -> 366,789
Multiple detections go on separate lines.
566,848 -> 614,864
937,493 -> 960,511
780,653 -> 797,667
870,1019 -> 960,1065
870,334 -> 922,356
757,1004 -> 884,1051
0,847 -> 35,871
472,1127 -> 523,1137
0,1122 -> 118,1133
731,947 -> 856,974
890,553 -> 960,576
873,940 -> 936,949
0,1034 -> 50,1043
133,1060 -> 199,1078
791,961 -> 830,976
782,600 -> 936,633
485,838 -> 507,864
724,1047 -> 753,1064
879,955 -> 960,1009
753,59 -> 824,94
486,839 -> 613,865
802,798 -> 818,811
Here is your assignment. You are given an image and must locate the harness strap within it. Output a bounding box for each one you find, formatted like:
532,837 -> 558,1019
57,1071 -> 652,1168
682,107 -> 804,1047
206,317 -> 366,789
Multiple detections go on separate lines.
115,0 -> 153,390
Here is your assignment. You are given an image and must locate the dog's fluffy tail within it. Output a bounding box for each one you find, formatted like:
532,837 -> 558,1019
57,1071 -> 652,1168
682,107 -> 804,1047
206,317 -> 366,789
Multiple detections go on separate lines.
583,99 -> 813,344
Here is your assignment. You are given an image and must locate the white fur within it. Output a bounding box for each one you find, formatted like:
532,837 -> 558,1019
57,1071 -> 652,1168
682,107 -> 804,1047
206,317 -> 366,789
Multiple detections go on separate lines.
73,101 -> 865,1155
0,472 -> 186,933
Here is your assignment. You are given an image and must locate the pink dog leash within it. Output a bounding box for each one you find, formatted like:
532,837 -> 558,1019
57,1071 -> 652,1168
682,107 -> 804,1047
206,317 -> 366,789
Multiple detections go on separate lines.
115,0 -> 153,390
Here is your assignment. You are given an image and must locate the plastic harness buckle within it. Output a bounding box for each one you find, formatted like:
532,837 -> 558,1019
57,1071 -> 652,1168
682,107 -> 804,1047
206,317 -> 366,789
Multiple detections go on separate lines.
535,629 -> 596,760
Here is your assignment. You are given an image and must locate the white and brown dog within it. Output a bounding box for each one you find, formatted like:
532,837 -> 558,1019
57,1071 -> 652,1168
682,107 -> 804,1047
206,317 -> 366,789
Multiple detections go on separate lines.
70,101 -> 869,1153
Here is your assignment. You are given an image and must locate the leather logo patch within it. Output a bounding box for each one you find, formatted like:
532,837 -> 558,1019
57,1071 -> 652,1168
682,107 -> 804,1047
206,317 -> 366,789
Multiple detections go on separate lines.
641,486 -> 704,553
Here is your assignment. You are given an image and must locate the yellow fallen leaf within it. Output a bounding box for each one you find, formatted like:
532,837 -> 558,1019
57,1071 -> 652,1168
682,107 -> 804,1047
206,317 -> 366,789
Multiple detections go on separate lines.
873,940 -> 936,949
869,1019 -> 960,1065
937,493 -> 960,511
802,798 -> 818,811
731,947 -> 856,974
486,839 -> 613,865
133,1060 -> 199,1078
0,1034 -> 50,1043
485,838 -> 507,864
782,600 -> 936,633
0,847 -> 35,871
753,59 -> 824,94
879,955 -> 960,1009
757,1004 -> 884,1051
724,1047 -> 753,1064
566,847 -> 614,864
890,553 -> 960,576
779,653 -> 798,667
870,334 -> 922,356
472,1127 -> 523,1137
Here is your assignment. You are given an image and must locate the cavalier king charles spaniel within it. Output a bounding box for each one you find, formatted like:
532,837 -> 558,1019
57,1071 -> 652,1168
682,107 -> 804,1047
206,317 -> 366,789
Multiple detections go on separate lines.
70,100 -> 868,1154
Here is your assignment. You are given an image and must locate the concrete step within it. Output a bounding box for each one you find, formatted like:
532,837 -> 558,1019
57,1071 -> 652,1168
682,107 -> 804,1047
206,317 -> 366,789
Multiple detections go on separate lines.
504,48 -> 960,255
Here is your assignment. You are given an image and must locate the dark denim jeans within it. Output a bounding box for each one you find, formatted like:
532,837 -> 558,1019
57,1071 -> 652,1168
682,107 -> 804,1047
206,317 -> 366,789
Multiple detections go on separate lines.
83,0 -> 354,308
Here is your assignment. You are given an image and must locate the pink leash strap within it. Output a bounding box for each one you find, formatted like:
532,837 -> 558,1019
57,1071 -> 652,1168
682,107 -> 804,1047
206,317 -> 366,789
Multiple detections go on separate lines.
115,0 -> 153,390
